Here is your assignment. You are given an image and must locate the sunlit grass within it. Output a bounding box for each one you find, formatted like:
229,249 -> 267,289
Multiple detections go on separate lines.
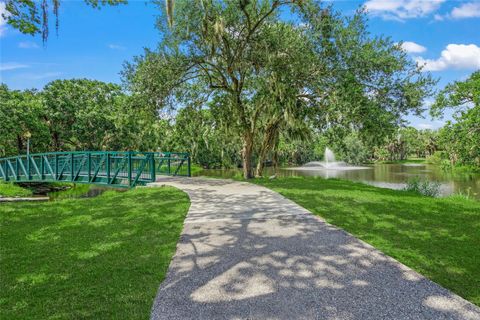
255,176 -> 480,306
0,187 -> 190,319
0,180 -> 33,197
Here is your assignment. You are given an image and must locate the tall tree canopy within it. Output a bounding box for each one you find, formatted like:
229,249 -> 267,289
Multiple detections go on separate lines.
433,71 -> 480,166
0,85 -> 49,157
42,79 -> 124,150
431,70 -> 480,117
123,0 -> 435,178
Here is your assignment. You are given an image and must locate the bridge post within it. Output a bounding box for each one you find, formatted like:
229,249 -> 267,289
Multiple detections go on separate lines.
4,161 -> 9,181
150,154 -> 156,182
55,154 -> 59,181
106,153 -> 111,184
40,156 -> 44,180
71,153 -> 74,182
15,158 -> 19,180
128,152 -> 132,187
88,153 -> 91,182
26,155 -> 30,180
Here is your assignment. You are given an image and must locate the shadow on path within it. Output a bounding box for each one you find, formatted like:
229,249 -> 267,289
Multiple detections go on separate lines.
149,177 -> 480,320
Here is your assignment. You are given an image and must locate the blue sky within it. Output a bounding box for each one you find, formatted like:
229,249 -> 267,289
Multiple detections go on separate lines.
1,0 -> 479,129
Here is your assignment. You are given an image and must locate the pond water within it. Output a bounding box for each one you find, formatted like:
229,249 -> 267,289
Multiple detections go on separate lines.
195,163 -> 480,199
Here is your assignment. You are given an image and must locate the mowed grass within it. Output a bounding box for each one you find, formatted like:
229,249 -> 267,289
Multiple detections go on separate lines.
255,177 -> 480,306
0,187 -> 190,319
0,180 -> 33,197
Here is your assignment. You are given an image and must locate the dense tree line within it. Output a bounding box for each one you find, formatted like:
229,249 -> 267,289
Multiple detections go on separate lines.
2,1 -> 478,174
1,71 -> 478,170
0,80 -> 241,167
352,71 -> 478,167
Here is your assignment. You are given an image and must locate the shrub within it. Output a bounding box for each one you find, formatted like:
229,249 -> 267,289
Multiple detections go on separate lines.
426,151 -> 447,165
404,176 -> 441,197
341,133 -> 370,164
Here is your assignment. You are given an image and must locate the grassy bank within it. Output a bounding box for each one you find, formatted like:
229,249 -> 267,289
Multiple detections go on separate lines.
0,180 -> 33,197
372,157 -> 426,164
255,177 -> 480,306
0,187 -> 190,319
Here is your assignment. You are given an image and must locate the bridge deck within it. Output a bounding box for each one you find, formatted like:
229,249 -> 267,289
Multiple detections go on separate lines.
0,151 -> 191,187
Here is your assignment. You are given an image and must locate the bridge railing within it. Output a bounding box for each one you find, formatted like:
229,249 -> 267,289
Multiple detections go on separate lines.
0,151 -> 191,187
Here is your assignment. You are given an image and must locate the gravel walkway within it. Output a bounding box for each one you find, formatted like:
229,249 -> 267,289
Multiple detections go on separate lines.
149,177 -> 480,320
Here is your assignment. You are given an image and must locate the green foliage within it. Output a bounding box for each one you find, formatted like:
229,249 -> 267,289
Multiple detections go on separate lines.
123,0 -> 434,178
404,176 -> 441,197
0,180 -> 33,197
0,80 -> 166,157
373,127 -> 438,162
432,70 -> 480,118
433,71 -> 480,167
43,79 -> 124,150
0,84 -> 50,157
255,177 -> 480,306
337,133 -> 369,164
426,151 -> 447,165
170,106 -> 241,168
438,107 -> 480,167
0,187 -> 189,318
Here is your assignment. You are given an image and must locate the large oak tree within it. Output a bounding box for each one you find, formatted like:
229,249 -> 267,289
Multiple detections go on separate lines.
124,0 -> 435,178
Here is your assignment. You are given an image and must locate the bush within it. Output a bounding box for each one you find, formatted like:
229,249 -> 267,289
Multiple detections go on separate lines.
340,133 -> 369,164
426,151 -> 447,165
404,176 -> 441,197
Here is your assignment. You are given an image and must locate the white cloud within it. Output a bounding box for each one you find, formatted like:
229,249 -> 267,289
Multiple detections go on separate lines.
434,2 -> 480,20
365,0 -> 445,21
107,43 -> 126,50
0,62 -> 29,71
451,2 -> 480,19
18,41 -> 40,49
415,44 -> 480,71
0,2 -> 9,37
400,41 -> 427,53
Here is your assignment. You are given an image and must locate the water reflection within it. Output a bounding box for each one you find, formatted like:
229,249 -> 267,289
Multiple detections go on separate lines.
195,164 -> 480,199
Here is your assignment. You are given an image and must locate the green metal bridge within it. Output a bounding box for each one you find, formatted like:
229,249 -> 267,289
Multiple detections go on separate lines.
0,151 -> 191,188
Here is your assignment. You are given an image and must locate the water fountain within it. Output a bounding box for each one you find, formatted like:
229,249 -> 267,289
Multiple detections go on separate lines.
290,147 -> 369,171
325,147 -> 335,168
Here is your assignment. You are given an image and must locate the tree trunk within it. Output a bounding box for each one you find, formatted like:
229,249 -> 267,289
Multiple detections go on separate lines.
272,149 -> 279,175
16,135 -> 24,154
242,131 -> 254,179
255,122 -> 280,177
255,134 -> 270,177
53,132 -> 60,151
255,150 -> 267,177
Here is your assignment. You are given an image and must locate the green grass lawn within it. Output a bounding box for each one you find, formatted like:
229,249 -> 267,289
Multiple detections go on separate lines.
255,177 -> 480,306
0,180 -> 33,197
0,187 -> 190,319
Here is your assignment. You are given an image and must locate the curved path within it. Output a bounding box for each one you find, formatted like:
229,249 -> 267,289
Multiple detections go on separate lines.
149,177 -> 480,320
